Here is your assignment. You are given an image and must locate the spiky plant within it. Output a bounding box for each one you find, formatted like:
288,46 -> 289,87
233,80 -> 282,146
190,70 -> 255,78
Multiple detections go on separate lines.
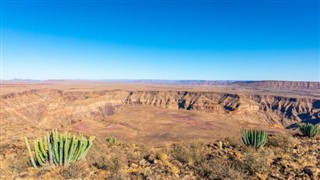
299,123 -> 319,137
241,129 -> 268,148
24,129 -> 95,168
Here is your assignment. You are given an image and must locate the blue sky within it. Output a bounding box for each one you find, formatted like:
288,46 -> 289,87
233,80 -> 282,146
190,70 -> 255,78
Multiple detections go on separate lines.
1,0 -> 319,81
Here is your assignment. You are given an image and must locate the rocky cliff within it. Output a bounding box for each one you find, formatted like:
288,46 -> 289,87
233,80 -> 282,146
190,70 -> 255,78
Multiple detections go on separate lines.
96,80 -> 320,90
233,81 -> 320,90
124,91 -> 319,126
1,89 -> 319,128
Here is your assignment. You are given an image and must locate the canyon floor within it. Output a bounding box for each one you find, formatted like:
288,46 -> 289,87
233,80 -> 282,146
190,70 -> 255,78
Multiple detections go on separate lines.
0,80 -> 319,179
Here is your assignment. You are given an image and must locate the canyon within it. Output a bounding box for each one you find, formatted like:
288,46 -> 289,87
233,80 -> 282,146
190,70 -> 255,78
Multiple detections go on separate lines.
1,80 -> 320,179
1,80 -> 319,144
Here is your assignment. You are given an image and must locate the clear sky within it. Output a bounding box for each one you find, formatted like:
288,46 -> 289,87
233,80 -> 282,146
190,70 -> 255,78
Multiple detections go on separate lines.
1,0 -> 319,81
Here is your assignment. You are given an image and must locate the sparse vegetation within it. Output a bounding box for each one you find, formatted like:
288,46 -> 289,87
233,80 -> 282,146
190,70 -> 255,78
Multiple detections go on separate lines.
61,160 -> 90,179
225,137 -> 242,148
198,158 -> 249,179
106,136 -> 117,145
170,142 -> 206,165
299,123 -> 319,137
242,148 -> 274,175
87,139 -> 130,174
267,134 -> 299,149
241,129 -> 268,148
24,129 -> 95,168
2,134 -> 320,179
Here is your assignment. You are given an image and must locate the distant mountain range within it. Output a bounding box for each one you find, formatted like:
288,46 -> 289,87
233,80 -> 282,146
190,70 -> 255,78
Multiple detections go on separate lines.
3,79 -> 320,90
98,79 -> 319,90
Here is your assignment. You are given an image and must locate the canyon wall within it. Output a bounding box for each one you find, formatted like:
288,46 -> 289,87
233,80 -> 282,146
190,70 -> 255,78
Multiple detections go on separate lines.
234,81 -> 320,90
124,91 -> 320,126
1,89 -> 319,128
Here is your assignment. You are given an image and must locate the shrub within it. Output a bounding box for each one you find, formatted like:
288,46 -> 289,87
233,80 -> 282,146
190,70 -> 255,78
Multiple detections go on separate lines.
6,147 -> 30,174
93,154 -> 127,173
241,129 -> 267,148
87,140 -> 127,174
225,137 -> 242,148
171,142 -> 206,165
24,129 -> 95,168
157,151 -> 180,178
61,160 -> 90,179
242,148 -> 274,175
266,135 -> 299,149
299,123 -> 319,137
109,170 -> 130,179
198,158 -> 249,179
107,136 -> 117,145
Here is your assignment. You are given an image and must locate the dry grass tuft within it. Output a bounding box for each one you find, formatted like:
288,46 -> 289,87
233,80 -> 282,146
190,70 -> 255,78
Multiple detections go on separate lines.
86,140 -> 128,174
242,148 -> 274,175
61,160 -> 90,179
170,142 -> 206,165
267,135 -> 299,149
197,158 -> 249,179
225,137 -> 243,148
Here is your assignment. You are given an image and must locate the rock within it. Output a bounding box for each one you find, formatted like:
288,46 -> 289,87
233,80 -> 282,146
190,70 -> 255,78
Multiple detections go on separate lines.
182,175 -> 191,179
212,142 -> 220,150
234,151 -> 242,159
172,160 -> 182,167
147,154 -> 156,164
256,173 -> 268,180
153,159 -> 158,164
4,152 -> 17,160
311,140 -> 318,144
218,141 -> 223,149
139,159 -> 147,166
130,163 -> 138,168
303,166 -> 316,177
270,173 -> 286,180
287,171 -> 296,179
18,172 -> 28,178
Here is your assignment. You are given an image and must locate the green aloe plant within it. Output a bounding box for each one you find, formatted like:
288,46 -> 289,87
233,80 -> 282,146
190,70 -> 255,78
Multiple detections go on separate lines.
299,123 -> 319,137
24,129 -> 95,168
241,129 -> 268,148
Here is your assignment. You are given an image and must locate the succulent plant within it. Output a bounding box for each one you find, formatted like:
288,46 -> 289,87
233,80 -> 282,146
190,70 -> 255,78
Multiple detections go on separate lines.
24,129 -> 95,168
299,123 -> 319,137
106,136 -> 117,145
241,129 -> 267,148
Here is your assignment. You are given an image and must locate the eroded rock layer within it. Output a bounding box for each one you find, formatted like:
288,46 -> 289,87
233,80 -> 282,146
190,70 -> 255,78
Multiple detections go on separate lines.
1,89 -> 319,128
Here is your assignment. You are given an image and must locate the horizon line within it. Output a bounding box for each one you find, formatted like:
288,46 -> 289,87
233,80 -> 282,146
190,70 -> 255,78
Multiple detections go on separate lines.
2,78 -> 320,83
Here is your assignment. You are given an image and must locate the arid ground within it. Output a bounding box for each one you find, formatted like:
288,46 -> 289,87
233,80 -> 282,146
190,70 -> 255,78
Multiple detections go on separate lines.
0,80 -> 319,179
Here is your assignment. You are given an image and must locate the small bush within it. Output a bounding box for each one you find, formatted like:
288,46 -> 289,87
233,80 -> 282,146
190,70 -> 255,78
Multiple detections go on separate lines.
299,123 -> 319,137
106,136 -> 117,145
225,137 -> 242,148
266,135 -> 299,149
241,129 -> 267,148
106,155 -> 127,173
171,143 -> 206,165
198,158 -> 249,179
126,144 -> 151,162
61,160 -> 90,179
109,170 -> 130,179
87,140 -> 127,173
242,148 -> 274,175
